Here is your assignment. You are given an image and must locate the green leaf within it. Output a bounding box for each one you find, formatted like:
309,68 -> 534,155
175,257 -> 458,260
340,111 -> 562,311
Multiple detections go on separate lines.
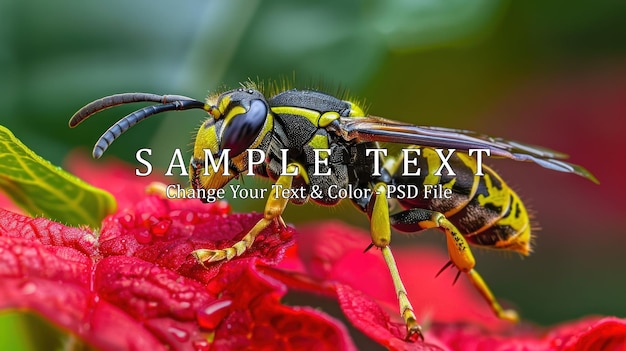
0,125 -> 116,228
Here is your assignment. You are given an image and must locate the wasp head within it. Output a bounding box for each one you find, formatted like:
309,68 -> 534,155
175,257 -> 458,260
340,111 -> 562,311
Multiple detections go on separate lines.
190,88 -> 273,191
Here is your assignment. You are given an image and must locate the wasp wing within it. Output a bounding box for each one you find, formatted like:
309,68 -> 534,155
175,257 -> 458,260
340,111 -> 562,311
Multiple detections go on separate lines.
337,116 -> 597,182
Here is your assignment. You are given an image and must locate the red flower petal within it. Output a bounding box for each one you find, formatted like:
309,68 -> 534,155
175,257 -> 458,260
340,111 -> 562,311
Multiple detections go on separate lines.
94,255 -> 214,349
336,284 -> 444,351
0,188 -> 356,350
0,208 -> 97,255
94,256 -> 212,321
0,214 -> 165,350
207,259 -> 357,351
98,195 -> 293,284
429,316 -> 626,350
4,154 -> 624,350
557,317 -> 626,351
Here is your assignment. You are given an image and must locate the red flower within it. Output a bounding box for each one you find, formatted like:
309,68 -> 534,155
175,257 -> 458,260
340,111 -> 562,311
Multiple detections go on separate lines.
0,153 -> 624,350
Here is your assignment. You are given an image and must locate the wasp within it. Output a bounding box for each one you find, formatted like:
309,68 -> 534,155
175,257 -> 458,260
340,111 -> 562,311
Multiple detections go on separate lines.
69,83 -> 597,341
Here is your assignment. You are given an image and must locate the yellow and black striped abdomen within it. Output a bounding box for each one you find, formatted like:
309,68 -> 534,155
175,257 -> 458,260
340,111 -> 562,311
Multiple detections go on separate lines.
394,148 -> 531,255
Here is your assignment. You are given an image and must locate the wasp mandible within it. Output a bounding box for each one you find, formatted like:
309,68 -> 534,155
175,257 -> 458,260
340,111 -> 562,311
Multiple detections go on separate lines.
69,82 -> 597,341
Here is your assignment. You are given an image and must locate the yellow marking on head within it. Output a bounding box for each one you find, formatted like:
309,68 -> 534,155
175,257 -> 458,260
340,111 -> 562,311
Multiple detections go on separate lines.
192,121 -> 236,191
219,105 -> 246,137
217,95 -> 231,116
204,94 -> 221,119
193,121 -> 219,159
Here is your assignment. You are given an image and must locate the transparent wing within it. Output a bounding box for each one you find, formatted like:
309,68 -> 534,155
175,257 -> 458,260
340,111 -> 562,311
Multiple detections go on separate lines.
336,116 -> 598,182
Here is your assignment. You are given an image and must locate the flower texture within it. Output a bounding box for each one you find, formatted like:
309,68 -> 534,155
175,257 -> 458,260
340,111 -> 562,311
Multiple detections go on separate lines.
0,153 -> 624,351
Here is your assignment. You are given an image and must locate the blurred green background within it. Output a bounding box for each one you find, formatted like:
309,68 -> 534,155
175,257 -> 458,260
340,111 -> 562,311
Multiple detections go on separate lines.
1,0 -> 625,349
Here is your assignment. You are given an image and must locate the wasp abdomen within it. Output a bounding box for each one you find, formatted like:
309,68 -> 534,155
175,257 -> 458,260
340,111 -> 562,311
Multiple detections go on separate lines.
393,148 -> 531,255
464,187 -> 531,254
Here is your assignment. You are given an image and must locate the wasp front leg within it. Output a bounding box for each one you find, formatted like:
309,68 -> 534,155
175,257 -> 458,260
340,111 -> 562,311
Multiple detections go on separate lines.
367,183 -> 423,341
192,163 -> 303,265
389,208 -> 519,323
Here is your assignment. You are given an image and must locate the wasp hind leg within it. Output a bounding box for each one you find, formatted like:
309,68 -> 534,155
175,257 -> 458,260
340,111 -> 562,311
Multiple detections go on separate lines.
389,208 -> 519,323
368,183 -> 423,341
192,163 -> 303,265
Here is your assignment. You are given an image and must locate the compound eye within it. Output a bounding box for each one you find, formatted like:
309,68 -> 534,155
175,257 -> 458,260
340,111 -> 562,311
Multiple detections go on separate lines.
221,99 -> 268,156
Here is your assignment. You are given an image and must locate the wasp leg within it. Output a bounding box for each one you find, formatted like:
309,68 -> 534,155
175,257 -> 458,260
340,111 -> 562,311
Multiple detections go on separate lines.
389,208 -> 519,322
192,163 -> 302,264
368,183 -> 423,341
